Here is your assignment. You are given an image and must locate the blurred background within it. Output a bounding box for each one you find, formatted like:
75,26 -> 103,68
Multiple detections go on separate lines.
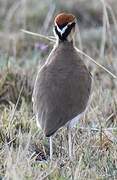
0,0 -> 117,179
0,0 -> 117,106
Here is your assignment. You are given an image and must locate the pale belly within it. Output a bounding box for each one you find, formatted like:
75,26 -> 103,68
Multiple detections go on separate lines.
68,111 -> 84,128
36,111 -> 84,131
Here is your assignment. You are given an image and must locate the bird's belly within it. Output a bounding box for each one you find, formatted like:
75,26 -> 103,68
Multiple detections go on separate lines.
68,111 -> 84,128
68,96 -> 90,128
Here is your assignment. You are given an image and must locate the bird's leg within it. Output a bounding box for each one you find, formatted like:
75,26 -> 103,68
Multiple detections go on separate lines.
50,136 -> 53,160
68,126 -> 73,160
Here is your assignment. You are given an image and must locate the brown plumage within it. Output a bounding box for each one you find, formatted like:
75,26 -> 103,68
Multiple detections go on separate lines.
32,12 -> 92,159
33,42 -> 91,137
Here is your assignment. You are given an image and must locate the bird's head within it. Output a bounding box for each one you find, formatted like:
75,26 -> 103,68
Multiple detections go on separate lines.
54,12 -> 76,43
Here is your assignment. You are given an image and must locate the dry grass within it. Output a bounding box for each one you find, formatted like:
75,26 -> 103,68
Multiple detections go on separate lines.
0,0 -> 117,179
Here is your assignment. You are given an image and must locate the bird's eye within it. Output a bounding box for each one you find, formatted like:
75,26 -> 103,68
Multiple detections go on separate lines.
68,22 -> 76,28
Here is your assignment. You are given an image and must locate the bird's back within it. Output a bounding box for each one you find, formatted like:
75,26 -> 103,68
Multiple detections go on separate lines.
33,42 -> 91,137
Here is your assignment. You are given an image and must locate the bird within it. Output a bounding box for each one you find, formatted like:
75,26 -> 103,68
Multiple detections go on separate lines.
32,12 -> 92,160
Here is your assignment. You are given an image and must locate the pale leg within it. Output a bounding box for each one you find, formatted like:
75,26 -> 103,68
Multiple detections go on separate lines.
68,127 -> 73,160
50,136 -> 53,160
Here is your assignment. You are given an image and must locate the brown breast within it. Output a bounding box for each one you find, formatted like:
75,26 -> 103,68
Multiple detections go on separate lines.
33,41 -> 92,137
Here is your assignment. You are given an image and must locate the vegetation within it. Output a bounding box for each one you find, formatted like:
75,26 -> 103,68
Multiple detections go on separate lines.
0,0 -> 117,179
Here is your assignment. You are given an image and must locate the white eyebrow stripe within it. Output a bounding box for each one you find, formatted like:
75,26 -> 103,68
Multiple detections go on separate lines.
55,20 -> 75,36
56,25 -> 61,33
55,23 -> 68,35
60,25 -> 68,35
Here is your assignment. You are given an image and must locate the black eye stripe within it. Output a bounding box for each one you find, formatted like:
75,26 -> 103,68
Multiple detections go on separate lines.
68,22 -> 76,29
55,22 -> 76,41
55,26 -> 63,40
61,22 -> 76,39
63,22 -> 75,35
58,23 -> 68,29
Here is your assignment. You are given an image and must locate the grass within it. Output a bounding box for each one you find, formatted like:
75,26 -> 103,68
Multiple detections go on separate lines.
0,94 -> 117,179
0,0 -> 117,179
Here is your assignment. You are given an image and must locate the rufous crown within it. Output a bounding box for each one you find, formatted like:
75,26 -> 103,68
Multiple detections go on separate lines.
54,13 -> 75,26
